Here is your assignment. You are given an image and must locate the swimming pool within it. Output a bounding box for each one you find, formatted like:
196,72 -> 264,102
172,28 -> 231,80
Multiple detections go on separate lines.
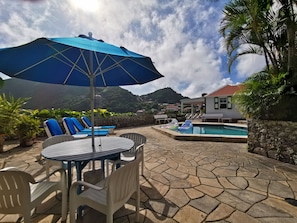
181,124 -> 247,136
153,123 -> 248,143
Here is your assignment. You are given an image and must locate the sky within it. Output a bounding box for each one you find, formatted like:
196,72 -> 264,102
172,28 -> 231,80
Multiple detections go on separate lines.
0,0 -> 266,98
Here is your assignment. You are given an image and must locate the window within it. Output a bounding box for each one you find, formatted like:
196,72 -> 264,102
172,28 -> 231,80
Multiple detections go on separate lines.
227,96 -> 232,109
220,98 -> 227,109
214,96 -> 232,109
214,97 -> 219,109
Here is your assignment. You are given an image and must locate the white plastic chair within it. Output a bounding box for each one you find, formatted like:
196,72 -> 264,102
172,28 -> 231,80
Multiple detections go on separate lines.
0,167 -> 67,223
43,118 -> 65,137
42,135 -> 74,179
110,144 -> 144,174
69,152 -> 141,223
106,133 -> 146,176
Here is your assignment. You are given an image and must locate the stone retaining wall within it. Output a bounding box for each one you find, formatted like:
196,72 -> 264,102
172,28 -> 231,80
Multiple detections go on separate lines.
248,119 -> 297,165
94,114 -> 155,128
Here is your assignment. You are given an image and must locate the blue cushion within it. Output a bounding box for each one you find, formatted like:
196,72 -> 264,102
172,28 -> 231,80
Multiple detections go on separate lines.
64,117 -> 109,136
82,116 -> 116,129
46,119 -> 63,136
71,117 -> 85,131
63,117 -> 77,135
82,116 -> 92,128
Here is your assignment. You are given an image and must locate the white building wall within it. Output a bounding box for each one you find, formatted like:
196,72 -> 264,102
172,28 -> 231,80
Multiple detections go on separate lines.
205,97 -> 244,119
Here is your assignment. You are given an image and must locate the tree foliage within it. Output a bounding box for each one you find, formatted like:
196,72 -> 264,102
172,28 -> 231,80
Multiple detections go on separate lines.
233,71 -> 286,119
220,0 -> 297,121
0,94 -> 29,135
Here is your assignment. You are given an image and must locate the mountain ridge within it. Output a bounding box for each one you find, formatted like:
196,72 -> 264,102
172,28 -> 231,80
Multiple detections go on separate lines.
0,78 -> 188,113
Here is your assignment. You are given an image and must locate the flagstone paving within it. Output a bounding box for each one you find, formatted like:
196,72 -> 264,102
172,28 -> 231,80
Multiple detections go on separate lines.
1,125 -> 297,222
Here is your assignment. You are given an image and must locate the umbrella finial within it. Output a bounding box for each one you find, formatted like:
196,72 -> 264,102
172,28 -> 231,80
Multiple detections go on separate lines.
88,32 -> 93,39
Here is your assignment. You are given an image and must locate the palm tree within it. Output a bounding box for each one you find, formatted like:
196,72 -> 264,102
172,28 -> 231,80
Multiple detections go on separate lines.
220,0 -> 286,74
220,0 -> 297,121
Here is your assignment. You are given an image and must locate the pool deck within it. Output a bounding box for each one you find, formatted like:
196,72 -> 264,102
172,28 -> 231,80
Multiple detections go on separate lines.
1,125 -> 297,223
153,121 -> 248,143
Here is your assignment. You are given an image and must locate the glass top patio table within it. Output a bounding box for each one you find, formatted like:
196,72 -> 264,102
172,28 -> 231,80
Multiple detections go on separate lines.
41,136 -> 134,189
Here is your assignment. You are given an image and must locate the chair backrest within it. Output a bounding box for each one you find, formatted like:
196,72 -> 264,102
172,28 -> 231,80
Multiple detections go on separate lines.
0,167 -> 34,213
44,119 -> 64,137
71,117 -> 85,132
42,135 -> 74,149
134,144 -> 144,160
170,118 -> 178,125
119,133 -> 146,151
81,116 -> 92,128
107,154 -> 141,212
181,119 -> 192,127
62,117 -> 77,135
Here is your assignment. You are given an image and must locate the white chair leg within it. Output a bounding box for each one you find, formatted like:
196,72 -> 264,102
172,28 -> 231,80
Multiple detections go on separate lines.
106,160 -> 110,177
23,211 -> 31,223
61,189 -> 67,221
69,201 -> 77,223
45,162 -> 50,181
106,212 -> 113,223
141,160 -> 144,175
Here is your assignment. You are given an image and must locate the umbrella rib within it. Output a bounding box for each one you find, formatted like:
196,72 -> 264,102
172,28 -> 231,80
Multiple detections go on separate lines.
126,57 -> 160,74
93,53 -> 107,86
49,44 -> 88,76
94,56 -> 141,83
11,47 -> 74,76
94,56 -> 160,82
62,50 -> 85,84
80,49 -> 94,77
109,57 -> 140,83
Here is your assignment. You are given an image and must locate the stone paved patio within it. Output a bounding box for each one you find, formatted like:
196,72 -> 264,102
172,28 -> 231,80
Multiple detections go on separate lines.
1,125 -> 297,222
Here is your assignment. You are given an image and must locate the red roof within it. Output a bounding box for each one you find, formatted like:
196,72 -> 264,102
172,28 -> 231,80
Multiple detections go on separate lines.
207,85 -> 244,97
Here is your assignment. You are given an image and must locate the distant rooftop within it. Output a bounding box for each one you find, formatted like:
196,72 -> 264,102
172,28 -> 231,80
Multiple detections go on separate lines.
207,84 -> 244,97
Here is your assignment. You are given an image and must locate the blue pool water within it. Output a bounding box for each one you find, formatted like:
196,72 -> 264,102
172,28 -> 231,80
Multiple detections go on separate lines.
177,124 -> 247,136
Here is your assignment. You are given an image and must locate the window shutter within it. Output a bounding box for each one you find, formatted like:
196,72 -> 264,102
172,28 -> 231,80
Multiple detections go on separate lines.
214,97 -> 219,109
227,96 -> 232,109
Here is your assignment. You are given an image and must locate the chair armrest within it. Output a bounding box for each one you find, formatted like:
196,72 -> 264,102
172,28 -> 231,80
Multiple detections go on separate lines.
111,160 -> 128,167
70,180 -> 107,194
36,168 -> 66,183
0,166 -> 19,171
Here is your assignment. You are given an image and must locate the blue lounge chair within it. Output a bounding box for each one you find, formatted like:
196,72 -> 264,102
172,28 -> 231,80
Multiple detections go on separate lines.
81,116 -> 116,133
178,119 -> 193,133
43,118 -> 64,137
63,117 -> 109,136
71,117 -> 111,134
44,118 -> 88,139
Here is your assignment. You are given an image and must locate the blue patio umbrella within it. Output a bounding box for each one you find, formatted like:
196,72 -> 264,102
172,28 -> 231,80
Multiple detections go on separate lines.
0,33 -> 163,148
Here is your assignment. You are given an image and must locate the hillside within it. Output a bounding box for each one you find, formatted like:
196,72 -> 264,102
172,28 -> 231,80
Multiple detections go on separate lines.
0,78 -> 188,112
140,87 -> 186,103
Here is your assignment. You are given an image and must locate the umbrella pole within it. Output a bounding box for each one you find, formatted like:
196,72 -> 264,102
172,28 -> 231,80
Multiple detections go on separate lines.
90,76 -> 95,148
90,77 -> 96,171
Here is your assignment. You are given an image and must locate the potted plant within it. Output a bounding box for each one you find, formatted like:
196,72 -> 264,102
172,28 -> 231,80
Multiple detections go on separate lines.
0,94 -> 28,152
18,115 -> 42,147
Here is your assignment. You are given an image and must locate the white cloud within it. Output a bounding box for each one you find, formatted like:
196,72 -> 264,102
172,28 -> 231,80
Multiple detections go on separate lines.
0,0 -> 260,98
235,54 -> 266,79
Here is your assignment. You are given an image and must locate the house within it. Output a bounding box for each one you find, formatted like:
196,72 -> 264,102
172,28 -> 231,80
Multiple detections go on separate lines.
204,84 -> 244,120
180,97 -> 204,115
165,104 -> 179,112
180,84 -> 245,121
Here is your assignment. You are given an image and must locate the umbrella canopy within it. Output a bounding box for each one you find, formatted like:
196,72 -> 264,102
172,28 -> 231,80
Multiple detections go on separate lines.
0,34 -> 163,86
0,33 -> 163,147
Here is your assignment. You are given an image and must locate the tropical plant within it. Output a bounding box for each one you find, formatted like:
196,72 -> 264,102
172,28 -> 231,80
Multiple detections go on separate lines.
0,94 -> 29,152
17,114 -> 42,147
233,71 -> 287,119
220,0 -> 297,121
